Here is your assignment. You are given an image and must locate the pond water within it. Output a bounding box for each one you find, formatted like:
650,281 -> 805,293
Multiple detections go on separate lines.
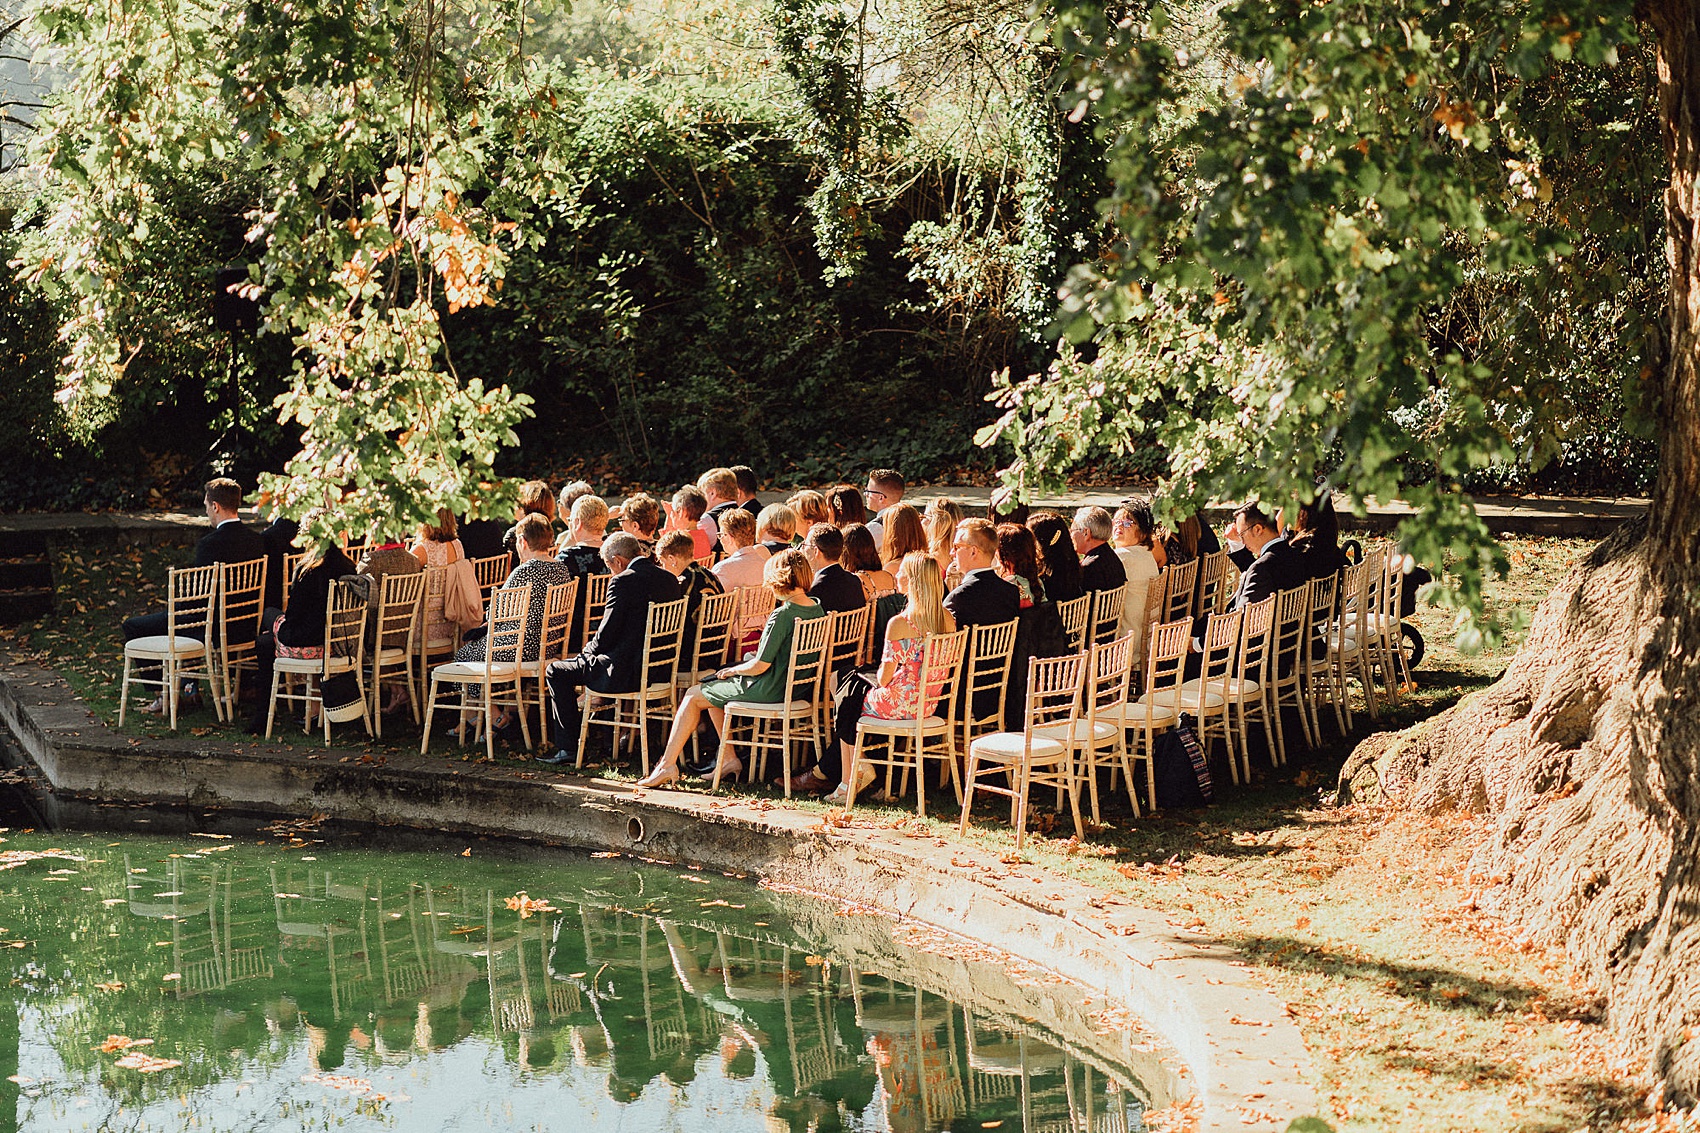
0,829 -> 1187,1133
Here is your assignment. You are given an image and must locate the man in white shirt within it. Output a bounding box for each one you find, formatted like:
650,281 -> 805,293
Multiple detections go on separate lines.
709,509 -> 770,590
863,468 -> 904,548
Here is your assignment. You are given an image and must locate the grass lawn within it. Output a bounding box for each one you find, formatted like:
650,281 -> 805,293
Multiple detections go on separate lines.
4,532 -> 1671,1131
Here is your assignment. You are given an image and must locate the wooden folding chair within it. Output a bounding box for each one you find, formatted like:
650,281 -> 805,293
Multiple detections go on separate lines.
1303,572 -> 1347,736
415,564 -> 460,709
1329,559 -> 1377,721
715,613 -> 833,795
517,578 -> 577,747
1267,583 -> 1314,762
1196,551 -> 1229,618
266,580 -> 371,746
581,572 -> 612,643
368,571 -> 426,737
1149,608 -> 1242,782
959,653 -> 1088,850
1057,594 -> 1091,653
818,605 -> 872,740
581,596 -> 688,773
1219,595 -> 1276,783
957,618 -> 1019,757
119,564 -> 219,731
421,587 -> 531,761
1107,619 -> 1189,810
844,629 -> 969,817
1037,632 -> 1135,824
472,554 -> 510,605
280,551 -> 308,610
209,557 -> 267,723
1161,558 -> 1199,623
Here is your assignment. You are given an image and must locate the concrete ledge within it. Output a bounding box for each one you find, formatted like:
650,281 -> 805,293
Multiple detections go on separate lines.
0,654 -> 1317,1131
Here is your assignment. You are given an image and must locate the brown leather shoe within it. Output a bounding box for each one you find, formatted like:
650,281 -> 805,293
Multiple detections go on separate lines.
780,769 -> 831,794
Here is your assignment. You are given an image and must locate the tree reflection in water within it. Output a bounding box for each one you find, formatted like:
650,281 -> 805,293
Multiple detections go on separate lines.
0,832 -> 1188,1132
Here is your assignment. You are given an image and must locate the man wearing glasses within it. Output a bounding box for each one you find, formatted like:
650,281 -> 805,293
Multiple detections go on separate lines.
863,469 -> 905,547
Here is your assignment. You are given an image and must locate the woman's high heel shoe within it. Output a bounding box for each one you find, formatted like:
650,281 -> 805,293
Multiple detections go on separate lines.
634,764 -> 680,789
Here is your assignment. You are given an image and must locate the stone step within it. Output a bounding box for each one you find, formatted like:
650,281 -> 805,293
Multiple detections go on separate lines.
0,589 -> 54,625
0,560 -> 53,591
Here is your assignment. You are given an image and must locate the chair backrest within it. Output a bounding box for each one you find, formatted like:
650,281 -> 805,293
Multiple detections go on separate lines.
782,613 -> 834,708
420,565 -> 455,649
1306,572 -> 1338,663
581,572 -> 612,642
1271,583 -> 1312,678
1141,618 -> 1192,700
916,628 -> 969,723
827,605 -> 871,673
1198,609 -> 1244,688
280,551 -> 309,608
166,565 -> 221,639
1236,596 -> 1276,684
733,584 -> 776,638
963,618 -> 1019,733
537,578 -> 579,667
342,542 -> 368,564
1338,558 -> 1371,643
1196,552 -> 1228,617
1217,559 -> 1240,614
692,554 -> 715,571
1019,653 -> 1088,740
473,554 -> 509,600
1057,594 -> 1091,653
1085,632 -> 1135,716
640,597 -> 690,689
1090,584 -> 1127,647
1375,549 -> 1406,626
1162,559 -> 1199,622
323,580 -> 370,670
374,570 -> 427,654
485,586 -> 532,666
692,589 -> 739,672
217,558 -> 268,651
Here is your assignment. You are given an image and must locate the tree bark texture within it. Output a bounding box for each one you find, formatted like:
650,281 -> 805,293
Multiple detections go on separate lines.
1358,0 -> 1700,1094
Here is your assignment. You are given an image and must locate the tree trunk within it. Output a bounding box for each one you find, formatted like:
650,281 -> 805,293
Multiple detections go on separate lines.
1355,0 -> 1700,1096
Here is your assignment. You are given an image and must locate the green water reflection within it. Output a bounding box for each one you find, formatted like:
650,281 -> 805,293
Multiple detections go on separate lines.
0,831 -> 1184,1132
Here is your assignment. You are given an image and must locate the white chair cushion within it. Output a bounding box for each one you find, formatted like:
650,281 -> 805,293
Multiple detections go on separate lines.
858,714 -> 949,735
1184,676 -> 1260,700
430,661 -> 520,681
1100,701 -> 1180,729
725,699 -> 812,717
375,647 -> 409,664
1363,614 -> 1401,633
124,636 -> 205,659
969,732 -> 1068,763
1140,686 -> 1226,710
1033,719 -> 1119,744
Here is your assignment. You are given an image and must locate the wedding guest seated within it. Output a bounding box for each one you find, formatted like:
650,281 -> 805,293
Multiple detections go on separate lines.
539,533 -> 683,764
122,477 -> 267,714
879,503 -> 928,574
556,496 -> 609,574
618,492 -> 663,557
657,531 -> 725,664
945,518 -> 1018,627
994,523 -> 1046,607
669,485 -> 714,559
1287,496 -> 1348,582
1154,506 -> 1219,569
499,479 -> 556,567
1227,503 -> 1305,609
731,465 -> 763,517
863,468 -> 904,546
358,527 -> 424,714
261,508 -> 299,613
635,550 -> 824,787
557,480 -> 594,522
826,484 -> 868,529
409,508 -> 467,653
787,490 -> 831,531
454,515 -> 574,664
800,524 -> 864,613
1027,512 -> 1083,602
698,467 -> 741,550
1071,505 -> 1128,594
842,523 -> 895,597
785,553 -> 955,801
1112,500 -> 1161,651
245,523 -> 356,733
924,498 -> 965,588
756,503 -> 798,555
711,509 -> 770,591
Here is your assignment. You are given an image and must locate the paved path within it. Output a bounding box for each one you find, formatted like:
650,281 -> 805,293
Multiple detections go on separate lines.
0,489 -> 1648,540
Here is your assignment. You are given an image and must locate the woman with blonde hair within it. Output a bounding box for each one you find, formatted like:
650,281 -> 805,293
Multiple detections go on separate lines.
785,552 -> 958,800
879,503 -> 928,574
756,503 -> 799,554
787,490 -> 831,531
636,550 -> 825,788
923,498 -> 965,587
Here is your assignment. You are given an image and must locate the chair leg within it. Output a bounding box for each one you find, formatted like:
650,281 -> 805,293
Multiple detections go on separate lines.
167,658 -> 179,732
517,684 -> 531,751
711,715 -> 737,791
266,669 -> 283,740
421,677 -> 441,755
1064,759 -> 1085,840
119,655 -> 133,728
845,733 -> 866,812
958,752 -> 980,834
1013,762 -> 1030,851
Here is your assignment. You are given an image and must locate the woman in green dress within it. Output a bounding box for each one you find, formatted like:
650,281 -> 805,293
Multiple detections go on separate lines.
636,550 -> 825,788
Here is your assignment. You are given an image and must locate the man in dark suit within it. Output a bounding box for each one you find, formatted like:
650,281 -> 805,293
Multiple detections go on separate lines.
944,519 -> 1019,627
731,466 -> 763,518
800,524 -> 864,613
122,478 -> 267,712
1071,506 -> 1128,594
1228,503 -> 1307,609
942,518 -> 1020,774
540,533 -> 683,763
